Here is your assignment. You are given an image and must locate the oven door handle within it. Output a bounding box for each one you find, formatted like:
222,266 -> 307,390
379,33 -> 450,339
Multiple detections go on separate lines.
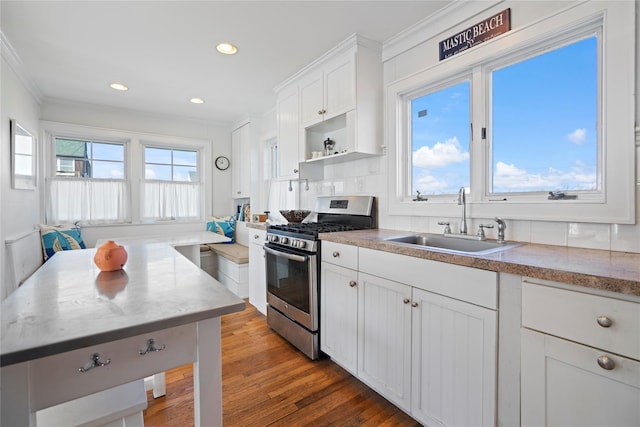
263,245 -> 308,263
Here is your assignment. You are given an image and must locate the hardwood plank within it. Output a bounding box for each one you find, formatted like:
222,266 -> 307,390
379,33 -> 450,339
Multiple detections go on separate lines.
143,301 -> 420,426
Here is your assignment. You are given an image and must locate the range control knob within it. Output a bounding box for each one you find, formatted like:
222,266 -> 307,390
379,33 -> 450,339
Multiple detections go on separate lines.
298,240 -> 307,249
280,237 -> 289,245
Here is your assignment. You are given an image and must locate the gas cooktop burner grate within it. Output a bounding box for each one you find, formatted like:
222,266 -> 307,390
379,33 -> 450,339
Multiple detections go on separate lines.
268,222 -> 358,237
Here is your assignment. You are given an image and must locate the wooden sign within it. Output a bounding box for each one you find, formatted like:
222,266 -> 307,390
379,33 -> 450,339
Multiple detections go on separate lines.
439,8 -> 511,61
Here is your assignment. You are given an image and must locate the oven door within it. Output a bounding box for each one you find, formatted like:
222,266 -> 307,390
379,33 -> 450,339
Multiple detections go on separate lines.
264,243 -> 318,331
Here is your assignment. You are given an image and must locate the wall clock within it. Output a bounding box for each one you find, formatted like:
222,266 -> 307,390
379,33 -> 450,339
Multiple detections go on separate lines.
215,156 -> 230,170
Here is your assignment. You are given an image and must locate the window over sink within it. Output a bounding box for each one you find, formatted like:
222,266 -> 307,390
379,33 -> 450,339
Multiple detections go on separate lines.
388,2 -> 635,224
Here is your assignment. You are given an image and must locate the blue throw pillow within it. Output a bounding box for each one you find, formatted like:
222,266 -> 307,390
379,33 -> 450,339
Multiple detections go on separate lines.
206,216 -> 235,244
39,223 -> 87,261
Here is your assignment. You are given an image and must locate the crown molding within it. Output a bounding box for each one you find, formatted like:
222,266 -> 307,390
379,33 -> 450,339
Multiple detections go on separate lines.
1,31 -> 44,104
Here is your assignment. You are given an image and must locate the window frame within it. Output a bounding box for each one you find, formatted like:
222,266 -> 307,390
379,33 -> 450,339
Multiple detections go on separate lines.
387,2 -> 635,224
141,141 -> 204,221
42,121 -> 211,225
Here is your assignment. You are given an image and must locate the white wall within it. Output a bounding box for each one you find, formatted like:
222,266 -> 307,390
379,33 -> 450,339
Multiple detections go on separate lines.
295,0 -> 639,253
1,55 -> 42,299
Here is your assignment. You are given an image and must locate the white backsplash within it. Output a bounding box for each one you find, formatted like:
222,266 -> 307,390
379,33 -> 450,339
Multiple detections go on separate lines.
273,154 -> 640,254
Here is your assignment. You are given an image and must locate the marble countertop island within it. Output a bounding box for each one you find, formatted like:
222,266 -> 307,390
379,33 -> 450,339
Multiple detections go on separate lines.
319,229 -> 640,297
1,242 -> 244,366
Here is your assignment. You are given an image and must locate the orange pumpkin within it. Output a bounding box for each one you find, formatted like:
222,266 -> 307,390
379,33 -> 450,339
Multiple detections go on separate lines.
94,240 -> 128,272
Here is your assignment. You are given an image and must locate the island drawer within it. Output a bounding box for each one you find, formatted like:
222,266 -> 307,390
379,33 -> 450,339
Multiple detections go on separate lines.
29,323 -> 197,411
522,280 -> 640,360
322,241 -> 358,270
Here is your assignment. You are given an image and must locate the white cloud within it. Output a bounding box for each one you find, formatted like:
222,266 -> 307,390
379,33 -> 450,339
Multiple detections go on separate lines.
413,137 -> 469,168
414,174 -> 450,192
493,161 -> 596,192
567,128 -> 587,145
145,168 -> 156,179
111,169 -> 124,179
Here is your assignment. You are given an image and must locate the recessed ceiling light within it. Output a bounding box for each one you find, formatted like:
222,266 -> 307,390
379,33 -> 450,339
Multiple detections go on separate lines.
190,98 -> 205,104
109,82 -> 128,91
216,42 -> 238,55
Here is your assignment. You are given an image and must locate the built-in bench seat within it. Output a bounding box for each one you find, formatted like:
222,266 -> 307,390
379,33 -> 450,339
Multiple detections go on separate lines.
201,243 -> 249,298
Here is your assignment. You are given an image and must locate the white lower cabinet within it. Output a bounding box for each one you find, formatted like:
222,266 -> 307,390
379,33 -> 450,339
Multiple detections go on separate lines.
357,272 -> 413,411
521,279 -> 640,427
320,262 -> 358,375
321,243 -> 498,426
248,229 -> 267,315
521,328 -> 640,427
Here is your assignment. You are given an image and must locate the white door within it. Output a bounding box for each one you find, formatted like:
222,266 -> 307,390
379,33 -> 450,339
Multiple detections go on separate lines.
231,124 -> 251,197
411,288 -> 497,427
323,57 -> 355,120
522,328 -> 640,427
357,272 -> 412,411
320,262 -> 358,374
299,73 -> 323,127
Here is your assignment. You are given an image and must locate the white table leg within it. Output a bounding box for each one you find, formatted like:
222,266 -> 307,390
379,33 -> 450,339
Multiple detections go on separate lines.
193,317 -> 222,427
152,372 -> 166,398
1,362 -> 36,426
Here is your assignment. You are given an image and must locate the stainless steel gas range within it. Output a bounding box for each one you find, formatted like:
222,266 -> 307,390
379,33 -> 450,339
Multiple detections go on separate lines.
264,195 -> 376,359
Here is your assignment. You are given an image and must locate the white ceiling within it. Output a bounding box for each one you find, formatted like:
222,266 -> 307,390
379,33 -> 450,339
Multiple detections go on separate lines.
1,1 -> 451,125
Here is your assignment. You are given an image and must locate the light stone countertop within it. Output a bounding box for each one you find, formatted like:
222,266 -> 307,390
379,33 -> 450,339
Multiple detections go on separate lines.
319,229 -> 640,297
1,243 -> 245,366
96,230 -> 230,247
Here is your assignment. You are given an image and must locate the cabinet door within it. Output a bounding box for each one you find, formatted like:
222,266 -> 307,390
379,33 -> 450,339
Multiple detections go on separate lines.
277,88 -> 301,178
320,262 -> 358,374
299,74 -> 323,128
357,272 -> 412,411
522,328 -> 640,427
248,230 -> 266,315
231,124 -> 251,197
411,288 -> 497,427
323,57 -> 355,120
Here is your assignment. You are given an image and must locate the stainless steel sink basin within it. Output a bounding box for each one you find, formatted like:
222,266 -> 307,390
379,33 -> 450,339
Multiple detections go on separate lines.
383,233 -> 521,255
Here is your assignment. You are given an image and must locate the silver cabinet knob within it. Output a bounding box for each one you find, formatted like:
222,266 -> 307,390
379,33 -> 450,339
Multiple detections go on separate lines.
597,355 -> 615,370
254,234 -> 260,239
349,280 -> 357,288
78,353 -> 111,373
411,302 -> 418,308
332,251 -> 340,257
597,316 -> 613,328
293,168 -> 299,174
403,298 -> 410,304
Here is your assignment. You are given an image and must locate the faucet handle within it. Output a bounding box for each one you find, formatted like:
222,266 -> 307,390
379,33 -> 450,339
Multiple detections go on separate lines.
437,221 -> 452,234
477,224 -> 494,239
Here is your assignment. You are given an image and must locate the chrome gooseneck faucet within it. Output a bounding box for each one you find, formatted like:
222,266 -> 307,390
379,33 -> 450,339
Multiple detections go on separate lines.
458,187 -> 467,234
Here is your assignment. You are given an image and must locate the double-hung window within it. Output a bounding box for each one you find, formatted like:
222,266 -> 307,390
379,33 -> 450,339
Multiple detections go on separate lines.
142,145 -> 201,220
48,138 -> 129,223
389,2 -> 634,223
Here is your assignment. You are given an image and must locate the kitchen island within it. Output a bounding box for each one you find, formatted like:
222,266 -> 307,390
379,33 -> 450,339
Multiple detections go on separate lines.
1,243 -> 245,426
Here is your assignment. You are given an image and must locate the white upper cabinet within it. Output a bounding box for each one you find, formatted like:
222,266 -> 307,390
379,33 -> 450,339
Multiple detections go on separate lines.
276,86 -> 300,179
274,34 -> 383,174
231,122 -> 251,198
299,56 -> 354,128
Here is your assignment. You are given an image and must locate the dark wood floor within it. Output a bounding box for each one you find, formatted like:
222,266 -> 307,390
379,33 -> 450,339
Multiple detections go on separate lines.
143,301 -> 420,426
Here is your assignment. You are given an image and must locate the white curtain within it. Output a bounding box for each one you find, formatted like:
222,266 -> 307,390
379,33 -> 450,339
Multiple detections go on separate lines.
48,178 -> 129,224
142,182 -> 200,220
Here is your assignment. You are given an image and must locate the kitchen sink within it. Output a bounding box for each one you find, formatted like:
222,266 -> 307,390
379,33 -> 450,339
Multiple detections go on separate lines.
383,233 -> 521,255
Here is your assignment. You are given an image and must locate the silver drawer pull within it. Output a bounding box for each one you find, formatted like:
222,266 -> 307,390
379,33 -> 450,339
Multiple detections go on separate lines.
139,338 -> 166,355
403,298 -> 410,304
597,355 -> 615,370
411,302 -> 418,308
596,315 -> 613,328
349,280 -> 357,288
332,251 -> 340,257
78,353 -> 111,373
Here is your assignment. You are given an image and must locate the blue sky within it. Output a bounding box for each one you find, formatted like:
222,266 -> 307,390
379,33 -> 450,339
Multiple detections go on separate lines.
412,36 -> 597,195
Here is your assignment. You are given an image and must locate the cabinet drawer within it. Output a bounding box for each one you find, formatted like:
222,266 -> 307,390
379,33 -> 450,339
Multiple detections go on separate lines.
29,323 -> 197,411
322,241 -> 358,270
522,280 -> 640,360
